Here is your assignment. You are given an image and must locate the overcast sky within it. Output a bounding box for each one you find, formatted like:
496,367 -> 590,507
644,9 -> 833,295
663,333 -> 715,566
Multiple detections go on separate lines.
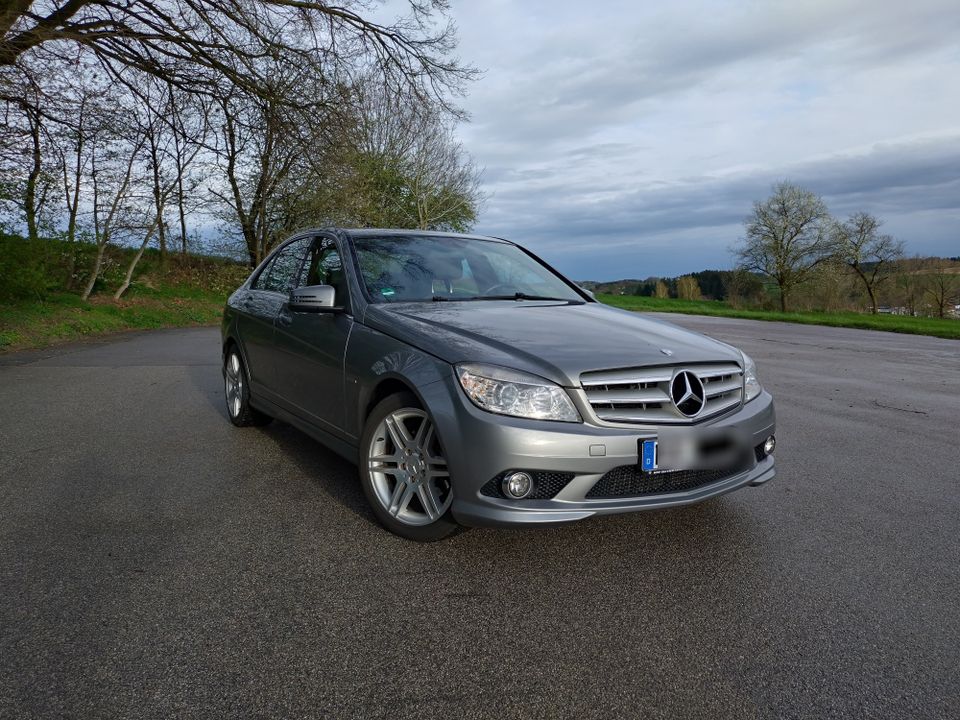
439,0 -> 960,280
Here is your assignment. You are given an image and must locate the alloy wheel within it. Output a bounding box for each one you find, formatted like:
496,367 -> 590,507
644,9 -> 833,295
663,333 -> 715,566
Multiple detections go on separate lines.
224,352 -> 243,419
367,409 -> 452,526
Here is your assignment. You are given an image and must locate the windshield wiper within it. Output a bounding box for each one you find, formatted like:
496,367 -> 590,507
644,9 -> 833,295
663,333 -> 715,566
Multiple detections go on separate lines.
471,293 -> 583,303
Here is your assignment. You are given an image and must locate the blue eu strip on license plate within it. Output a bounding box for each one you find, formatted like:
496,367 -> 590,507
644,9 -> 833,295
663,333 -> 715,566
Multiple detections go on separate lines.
641,439 -> 658,471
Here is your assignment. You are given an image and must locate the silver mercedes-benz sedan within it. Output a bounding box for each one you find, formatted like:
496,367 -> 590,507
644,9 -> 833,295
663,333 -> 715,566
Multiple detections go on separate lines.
221,228 -> 777,540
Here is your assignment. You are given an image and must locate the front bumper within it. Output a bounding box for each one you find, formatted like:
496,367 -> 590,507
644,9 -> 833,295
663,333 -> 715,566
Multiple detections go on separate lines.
420,377 -> 777,528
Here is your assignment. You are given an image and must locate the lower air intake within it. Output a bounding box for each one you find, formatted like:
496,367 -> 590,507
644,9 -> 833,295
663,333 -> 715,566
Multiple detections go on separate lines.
586,460 -> 752,499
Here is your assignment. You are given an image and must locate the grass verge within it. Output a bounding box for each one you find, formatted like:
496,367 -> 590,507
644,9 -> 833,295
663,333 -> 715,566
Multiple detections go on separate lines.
0,286 -> 225,352
598,294 -> 960,340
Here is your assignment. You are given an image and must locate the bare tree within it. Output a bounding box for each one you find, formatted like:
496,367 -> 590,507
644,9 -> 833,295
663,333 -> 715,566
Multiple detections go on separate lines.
211,79 -> 304,266
114,77 -> 187,298
921,258 -> 960,319
167,87 -> 209,255
0,78 -> 56,241
735,181 -> 833,312
676,275 -> 701,301
407,122 -> 481,231
22,95 -> 44,240
2,1 -> 480,294
316,84 -> 481,231
1,1 -> 475,111
833,212 -> 904,313
53,93 -> 88,287
80,124 -> 146,301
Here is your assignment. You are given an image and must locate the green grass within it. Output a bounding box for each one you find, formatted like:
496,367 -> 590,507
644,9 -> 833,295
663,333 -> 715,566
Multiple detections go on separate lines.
0,235 -> 249,352
598,294 -> 960,340
0,286 -> 227,352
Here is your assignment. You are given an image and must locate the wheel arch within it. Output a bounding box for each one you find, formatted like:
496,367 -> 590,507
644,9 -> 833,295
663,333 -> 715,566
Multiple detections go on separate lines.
363,376 -> 422,420
221,336 -> 254,386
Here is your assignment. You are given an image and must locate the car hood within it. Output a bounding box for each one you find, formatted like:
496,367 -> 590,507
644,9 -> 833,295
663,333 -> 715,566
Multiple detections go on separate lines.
363,301 -> 741,387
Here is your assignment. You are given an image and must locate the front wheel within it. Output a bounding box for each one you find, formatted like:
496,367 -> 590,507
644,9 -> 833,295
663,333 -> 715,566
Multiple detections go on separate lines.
360,393 -> 461,541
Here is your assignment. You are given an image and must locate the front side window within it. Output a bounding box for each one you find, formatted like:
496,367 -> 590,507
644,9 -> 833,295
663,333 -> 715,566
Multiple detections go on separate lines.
254,238 -> 311,293
352,235 -> 582,303
300,237 -> 348,305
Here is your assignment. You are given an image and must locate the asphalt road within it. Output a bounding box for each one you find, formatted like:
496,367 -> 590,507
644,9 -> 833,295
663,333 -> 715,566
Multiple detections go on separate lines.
1,316 -> 959,719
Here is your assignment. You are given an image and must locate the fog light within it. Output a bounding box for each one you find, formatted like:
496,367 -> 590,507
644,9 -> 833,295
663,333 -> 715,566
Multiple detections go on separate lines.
502,471 -> 533,499
763,435 -> 776,455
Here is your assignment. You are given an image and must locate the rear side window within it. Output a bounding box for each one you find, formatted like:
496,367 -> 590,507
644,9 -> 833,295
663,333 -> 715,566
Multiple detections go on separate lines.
252,239 -> 311,293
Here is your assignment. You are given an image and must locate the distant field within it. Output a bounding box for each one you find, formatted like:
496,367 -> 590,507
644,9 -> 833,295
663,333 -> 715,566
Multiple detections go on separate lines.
598,294 -> 960,340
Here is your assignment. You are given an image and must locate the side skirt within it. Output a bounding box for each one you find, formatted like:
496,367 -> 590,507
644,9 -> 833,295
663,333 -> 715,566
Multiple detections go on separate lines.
251,394 -> 360,466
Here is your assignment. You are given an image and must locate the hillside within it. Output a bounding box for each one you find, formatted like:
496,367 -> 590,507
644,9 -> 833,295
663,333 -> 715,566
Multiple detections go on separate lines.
0,236 -> 248,351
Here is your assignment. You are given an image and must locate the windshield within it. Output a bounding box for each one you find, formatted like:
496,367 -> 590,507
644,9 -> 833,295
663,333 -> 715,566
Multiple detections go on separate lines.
352,235 -> 585,303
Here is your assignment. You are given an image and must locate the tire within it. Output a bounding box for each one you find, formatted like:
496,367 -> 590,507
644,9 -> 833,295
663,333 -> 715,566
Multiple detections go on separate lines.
359,392 -> 461,542
223,346 -> 273,428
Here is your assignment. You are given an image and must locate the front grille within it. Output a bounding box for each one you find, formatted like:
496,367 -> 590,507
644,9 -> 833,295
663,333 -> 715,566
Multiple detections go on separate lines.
585,459 -> 752,499
480,470 -> 575,500
580,362 -> 743,424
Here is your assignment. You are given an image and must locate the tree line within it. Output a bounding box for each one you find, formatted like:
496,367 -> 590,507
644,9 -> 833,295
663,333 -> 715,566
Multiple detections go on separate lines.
596,182 -> 959,321
0,0 -> 482,301
592,182 -> 958,319
734,181 -> 958,318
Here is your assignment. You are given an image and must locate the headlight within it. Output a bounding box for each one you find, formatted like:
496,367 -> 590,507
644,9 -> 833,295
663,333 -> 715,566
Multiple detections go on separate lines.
455,363 -> 581,422
742,352 -> 762,402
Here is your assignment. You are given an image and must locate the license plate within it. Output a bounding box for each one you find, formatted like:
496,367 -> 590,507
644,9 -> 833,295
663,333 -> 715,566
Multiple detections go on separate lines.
640,439 -> 658,472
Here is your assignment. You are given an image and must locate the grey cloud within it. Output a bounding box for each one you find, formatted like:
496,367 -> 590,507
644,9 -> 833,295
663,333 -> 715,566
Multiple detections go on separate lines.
473,134 -> 960,277
462,0 -> 960,150
445,0 -> 960,278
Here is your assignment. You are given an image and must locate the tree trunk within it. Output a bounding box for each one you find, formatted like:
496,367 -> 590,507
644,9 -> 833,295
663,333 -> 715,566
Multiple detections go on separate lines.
778,286 -> 788,313
148,133 -> 167,267
114,218 -> 160,299
157,215 -> 167,266
81,243 -> 106,301
867,286 -> 878,314
177,175 -> 189,255
24,109 -> 42,242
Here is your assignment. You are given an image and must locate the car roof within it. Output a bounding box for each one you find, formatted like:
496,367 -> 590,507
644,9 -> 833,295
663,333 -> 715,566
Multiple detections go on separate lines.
310,228 -> 512,244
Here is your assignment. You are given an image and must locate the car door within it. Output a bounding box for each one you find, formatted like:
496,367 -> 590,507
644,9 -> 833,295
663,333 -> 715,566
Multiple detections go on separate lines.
237,238 -> 312,399
272,235 -> 354,434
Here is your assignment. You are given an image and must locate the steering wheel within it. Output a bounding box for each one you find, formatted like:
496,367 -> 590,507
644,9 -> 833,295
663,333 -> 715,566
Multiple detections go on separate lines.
482,283 -> 518,296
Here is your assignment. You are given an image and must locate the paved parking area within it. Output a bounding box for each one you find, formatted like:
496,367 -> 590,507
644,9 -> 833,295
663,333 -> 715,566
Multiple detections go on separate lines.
1,318 -> 958,718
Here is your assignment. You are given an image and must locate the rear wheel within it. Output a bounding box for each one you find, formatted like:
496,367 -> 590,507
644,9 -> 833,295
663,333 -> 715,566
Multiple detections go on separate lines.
360,393 -> 460,541
223,347 -> 272,427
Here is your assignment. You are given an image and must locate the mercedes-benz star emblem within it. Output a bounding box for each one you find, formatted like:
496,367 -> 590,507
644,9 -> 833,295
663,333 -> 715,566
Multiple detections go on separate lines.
671,370 -> 706,417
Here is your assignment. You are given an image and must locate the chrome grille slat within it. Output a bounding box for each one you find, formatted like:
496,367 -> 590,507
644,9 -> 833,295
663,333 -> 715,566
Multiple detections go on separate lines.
581,362 -> 743,425
703,376 -> 742,398
581,388 -> 671,404
580,370 -> 672,386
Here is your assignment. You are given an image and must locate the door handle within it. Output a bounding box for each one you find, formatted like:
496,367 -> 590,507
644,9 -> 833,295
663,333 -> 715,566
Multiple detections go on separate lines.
277,310 -> 293,327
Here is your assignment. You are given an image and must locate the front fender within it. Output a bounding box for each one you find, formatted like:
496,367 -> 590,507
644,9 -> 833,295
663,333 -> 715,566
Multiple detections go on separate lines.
345,323 -> 452,437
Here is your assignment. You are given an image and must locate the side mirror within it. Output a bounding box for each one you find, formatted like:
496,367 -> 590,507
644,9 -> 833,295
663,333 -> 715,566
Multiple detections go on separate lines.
289,284 -> 340,313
